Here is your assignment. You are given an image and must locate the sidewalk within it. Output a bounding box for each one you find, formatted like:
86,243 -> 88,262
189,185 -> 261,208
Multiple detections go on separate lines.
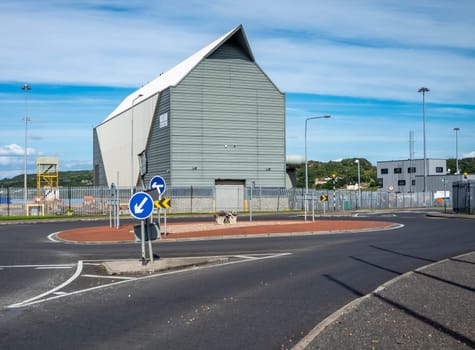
294,251 -> 475,349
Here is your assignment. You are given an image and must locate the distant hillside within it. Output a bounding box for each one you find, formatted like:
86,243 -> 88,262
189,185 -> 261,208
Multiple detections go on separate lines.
1,158 -> 472,189
295,157 -> 475,190
0,170 -> 93,187
447,157 -> 475,174
295,158 -> 378,190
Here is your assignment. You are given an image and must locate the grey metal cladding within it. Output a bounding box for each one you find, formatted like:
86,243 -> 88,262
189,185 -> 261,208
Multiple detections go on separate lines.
169,39 -> 285,187
146,88 -> 171,186
92,128 -> 107,186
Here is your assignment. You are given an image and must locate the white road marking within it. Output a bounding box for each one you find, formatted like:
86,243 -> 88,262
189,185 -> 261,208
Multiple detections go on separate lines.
0,264 -> 75,269
82,274 -> 136,280
47,232 -> 62,243
35,266 -> 73,270
8,260 -> 83,308
234,255 -> 259,260
7,253 -> 292,308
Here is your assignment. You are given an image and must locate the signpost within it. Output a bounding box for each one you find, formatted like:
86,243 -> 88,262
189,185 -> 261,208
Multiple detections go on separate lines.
109,183 -> 120,229
150,176 -> 166,196
154,197 -> 171,209
129,192 -> 155,264
320,194 -> 328,215
149,175 -> 169,235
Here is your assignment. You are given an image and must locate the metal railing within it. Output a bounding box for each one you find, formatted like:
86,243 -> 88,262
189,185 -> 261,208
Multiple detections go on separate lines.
0,185 -> 450,217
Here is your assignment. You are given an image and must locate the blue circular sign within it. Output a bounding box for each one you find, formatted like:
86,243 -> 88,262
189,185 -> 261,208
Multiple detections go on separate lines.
149,175 -> 166,195
129,192 -> 154,220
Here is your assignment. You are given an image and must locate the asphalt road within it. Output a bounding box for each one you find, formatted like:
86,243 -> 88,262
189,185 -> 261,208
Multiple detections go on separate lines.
0,211 -> 474,349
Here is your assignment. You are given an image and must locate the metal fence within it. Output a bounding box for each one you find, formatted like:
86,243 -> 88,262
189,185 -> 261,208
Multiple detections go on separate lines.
0,185 -> 452,217
452,180 -> 474,214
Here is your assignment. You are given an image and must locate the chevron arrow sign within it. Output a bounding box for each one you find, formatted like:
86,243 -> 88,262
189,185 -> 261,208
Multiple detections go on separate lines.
154,197 -> 171,209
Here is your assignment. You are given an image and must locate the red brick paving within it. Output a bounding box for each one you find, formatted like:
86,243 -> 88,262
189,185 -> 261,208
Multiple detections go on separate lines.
57,220 -> 397,243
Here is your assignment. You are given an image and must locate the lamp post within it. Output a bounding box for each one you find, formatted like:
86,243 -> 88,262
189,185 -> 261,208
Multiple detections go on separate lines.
22,83 -> 31,214
453,127 -> 460,174
130,94 -> 143,195
355,159 -> 361,209
304,115 -> 331,221
418,87 -> 429,193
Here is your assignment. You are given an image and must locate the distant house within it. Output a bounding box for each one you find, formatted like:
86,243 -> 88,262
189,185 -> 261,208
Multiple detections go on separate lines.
93,25 -> 286,203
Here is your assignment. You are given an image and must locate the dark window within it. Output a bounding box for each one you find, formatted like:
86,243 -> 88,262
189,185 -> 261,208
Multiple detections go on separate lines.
407,167 -> 416,173
394,168 -> 402,174
436,167 -> 444,173
381,168 -> 388,174
377,178 -> 383,188
398,180 -> 406,186
412,180 -> 416,186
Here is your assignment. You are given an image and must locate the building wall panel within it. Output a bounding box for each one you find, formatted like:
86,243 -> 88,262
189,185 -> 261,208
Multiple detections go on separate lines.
167,41 -> 285,187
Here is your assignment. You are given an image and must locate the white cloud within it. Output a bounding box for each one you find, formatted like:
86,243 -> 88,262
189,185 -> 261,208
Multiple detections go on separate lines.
0,1 -> 473,175
0,1 -> 473,103
462,151 -> 475,159
0,144 -> 24,156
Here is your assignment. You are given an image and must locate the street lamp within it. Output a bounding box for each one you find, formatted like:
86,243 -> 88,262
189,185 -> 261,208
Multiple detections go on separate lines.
355,159 -> 361,209
304,115 -> 331,221
418,87 -> 429,193
22,83 -> 31,214
130,94 -> 143,195
453,127 -> 460,174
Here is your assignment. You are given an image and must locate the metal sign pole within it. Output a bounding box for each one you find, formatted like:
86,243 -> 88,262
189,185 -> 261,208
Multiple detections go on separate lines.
250,182 -> 254,222
164,209 -> 167,236
147,218 -> 154,263
141,219 -> 146,264
312,192 -> 315,221
158,205 -> 162,236
116,198 -> 120,228
116,173 -> 120,228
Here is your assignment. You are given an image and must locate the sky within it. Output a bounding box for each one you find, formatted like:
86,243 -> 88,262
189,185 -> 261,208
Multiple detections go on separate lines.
1,0 -> 474,179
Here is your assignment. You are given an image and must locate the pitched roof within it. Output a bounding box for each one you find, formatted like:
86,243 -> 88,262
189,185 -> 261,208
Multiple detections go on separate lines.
102,24 -> 253,123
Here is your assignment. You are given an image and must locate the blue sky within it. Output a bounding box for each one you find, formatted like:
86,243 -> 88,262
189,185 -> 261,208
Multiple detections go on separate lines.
1,0 -> 474,179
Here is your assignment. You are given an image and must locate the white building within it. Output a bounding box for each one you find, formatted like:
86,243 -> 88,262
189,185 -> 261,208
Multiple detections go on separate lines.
376,159 -> 465,193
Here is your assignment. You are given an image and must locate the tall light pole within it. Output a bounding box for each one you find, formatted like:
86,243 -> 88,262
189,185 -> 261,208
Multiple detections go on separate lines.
130,94 -> 143,195
355,159 -> 361,209
22,83 -> 31,214
304,115 -> 331,221
418,87 -> 429,192
453,127 -> 460,174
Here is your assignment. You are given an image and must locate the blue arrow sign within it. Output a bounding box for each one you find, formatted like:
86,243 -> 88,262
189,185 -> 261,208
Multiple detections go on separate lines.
129,192 -> 154,220
149,175 -> 166,195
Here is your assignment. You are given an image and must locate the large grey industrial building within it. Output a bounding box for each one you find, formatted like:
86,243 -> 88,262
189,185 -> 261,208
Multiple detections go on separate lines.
93,25 -> 285,199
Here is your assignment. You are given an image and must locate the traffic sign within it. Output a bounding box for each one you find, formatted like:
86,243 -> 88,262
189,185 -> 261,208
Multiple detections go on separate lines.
129,192 -> 154,220
154,197 -> 171,209
150,176 -> 166,195
320,194 -> 328,202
